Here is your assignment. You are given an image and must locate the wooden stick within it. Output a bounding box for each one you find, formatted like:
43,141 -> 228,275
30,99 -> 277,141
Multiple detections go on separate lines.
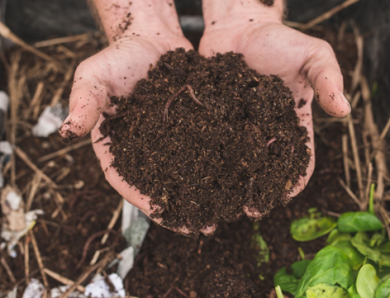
59,252 -> 115,298
50,60 -> 76,106
44,268 -> 86,292
14,146 -> 57,187
38,139 -> 92,163
350,23 -> 364,94
29,230 -> 49,287
347,114 -> 365,203
0,21 -> 54,62
351,91 -> 361,109
302,0 -> 361,30
342,134 -> 351,188
26,172 -> 42,212
338,178 -> 361,208
380,116 -> 390,141
1,256 -> 16,283
29,82 -> 45,120
101,199 -> 123,245
33,33 -> 90,48
361,76 -> 388,201
25,236 -> 30,285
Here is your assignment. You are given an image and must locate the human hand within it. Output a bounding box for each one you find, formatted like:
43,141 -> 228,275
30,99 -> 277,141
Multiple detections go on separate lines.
59,0 -> 214,235
200,0 -> 351,217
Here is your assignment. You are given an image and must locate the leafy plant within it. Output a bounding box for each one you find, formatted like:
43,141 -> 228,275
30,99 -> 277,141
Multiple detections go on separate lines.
356,264 -> 379,298
291,208 -> 337,242
274,206 -> 390,298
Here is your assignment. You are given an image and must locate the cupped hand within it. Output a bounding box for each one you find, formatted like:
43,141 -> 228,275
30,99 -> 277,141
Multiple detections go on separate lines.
59,33 -> 215,235
199,18 -> 351,217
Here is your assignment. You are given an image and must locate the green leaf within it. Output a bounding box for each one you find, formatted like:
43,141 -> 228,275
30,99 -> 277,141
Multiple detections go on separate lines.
291,260 -> 312,279
331,240 -> 365,270
306,284 -> 349,298
348,284 -> 360,298
291,215 -> 337,242
378,242 -> 390,254
351,233 -> 382,263
295,246 -> 354,297
327,229 -> 352,245
375,277 -> 390,298
338,212 -> 383,233
371,232 -> 386,248
356,264 -> 379,298
274,267 -> 299,295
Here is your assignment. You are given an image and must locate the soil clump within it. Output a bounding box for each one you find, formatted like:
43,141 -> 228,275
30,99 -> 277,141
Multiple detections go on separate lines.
101,49 -> 310,233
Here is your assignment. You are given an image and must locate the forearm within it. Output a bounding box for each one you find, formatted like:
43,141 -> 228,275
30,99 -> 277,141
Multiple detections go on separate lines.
89,0 -> 183,43
203,0 -> 284,30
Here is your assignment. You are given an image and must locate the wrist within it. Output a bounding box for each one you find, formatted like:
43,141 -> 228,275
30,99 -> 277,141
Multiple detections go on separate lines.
91,0 -> 185,43
203,0 -> 284,32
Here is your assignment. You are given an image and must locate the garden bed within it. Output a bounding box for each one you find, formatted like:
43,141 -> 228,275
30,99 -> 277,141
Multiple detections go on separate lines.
1,17 -> 388,298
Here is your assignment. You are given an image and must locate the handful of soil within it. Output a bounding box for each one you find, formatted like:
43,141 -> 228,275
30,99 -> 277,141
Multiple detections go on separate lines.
101,49 -> 310,234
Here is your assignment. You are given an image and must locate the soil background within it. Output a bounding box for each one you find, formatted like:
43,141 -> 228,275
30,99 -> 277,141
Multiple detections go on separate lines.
0,18 -> 364,298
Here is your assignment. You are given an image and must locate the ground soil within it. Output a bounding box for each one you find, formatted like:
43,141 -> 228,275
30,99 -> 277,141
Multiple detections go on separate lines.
0,27 -> 360,298
124,116 -> 358,297
102,49 -> 310,234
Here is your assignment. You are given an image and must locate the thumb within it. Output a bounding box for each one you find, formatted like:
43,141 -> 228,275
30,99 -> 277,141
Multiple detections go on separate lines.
59,60 -> 110,142
305,41 -> 351,118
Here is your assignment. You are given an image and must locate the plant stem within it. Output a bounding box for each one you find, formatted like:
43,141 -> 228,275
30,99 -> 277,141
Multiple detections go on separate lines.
369,183 -> 375,214
275,286 -> 284,298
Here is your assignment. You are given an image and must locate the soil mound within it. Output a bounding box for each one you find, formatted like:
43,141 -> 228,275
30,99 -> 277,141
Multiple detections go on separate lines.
101,48 -> 310,233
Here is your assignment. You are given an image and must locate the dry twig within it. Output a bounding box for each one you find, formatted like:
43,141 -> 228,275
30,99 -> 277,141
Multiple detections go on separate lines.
1,256 -> 16,283
0,21 -> 55,62
44,268 -> 86,292
338,178 -> 362,209
101,199 -> 123,245
30,230 -> 49,287
347,114 -> 364,203
301,0 -> 361,30
59,252 -> 115,298
342,134 -> 351,188
38,139 -> 92,163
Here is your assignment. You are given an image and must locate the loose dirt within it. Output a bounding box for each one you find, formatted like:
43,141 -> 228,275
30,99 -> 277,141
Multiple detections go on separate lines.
101,49 -> 310,234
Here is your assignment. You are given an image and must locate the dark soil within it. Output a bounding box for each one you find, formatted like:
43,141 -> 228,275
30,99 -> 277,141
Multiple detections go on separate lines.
125,119 -> 358,298
260,0 -> 274,7
0,27 -> 360,298
101,49 -> 310,233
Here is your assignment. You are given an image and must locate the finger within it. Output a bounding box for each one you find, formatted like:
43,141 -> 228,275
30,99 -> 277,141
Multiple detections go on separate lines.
59,60 -> 113,142
91,114 -> 152,211
286,105 -> 315,199
305,40 -> 351,118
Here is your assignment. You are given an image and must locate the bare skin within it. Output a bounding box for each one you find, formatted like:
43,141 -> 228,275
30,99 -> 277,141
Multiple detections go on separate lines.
60,0 -> 351,233
59,0 -> 213,235
200,0 -> 351,218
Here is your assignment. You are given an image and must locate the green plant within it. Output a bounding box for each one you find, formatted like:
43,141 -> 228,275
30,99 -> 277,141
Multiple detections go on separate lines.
274,207 -> 390,298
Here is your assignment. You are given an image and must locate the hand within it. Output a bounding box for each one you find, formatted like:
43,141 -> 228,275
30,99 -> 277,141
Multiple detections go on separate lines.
199,0 -> 351,217
59,0 -> 215,235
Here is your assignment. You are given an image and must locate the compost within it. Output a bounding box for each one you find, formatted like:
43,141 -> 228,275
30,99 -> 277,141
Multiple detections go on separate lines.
101,49 -> 310,233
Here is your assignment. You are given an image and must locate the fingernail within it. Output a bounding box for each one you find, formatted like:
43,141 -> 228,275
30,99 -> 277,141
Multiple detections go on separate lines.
60,112 -> 73,132
339,91 -> 351,108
